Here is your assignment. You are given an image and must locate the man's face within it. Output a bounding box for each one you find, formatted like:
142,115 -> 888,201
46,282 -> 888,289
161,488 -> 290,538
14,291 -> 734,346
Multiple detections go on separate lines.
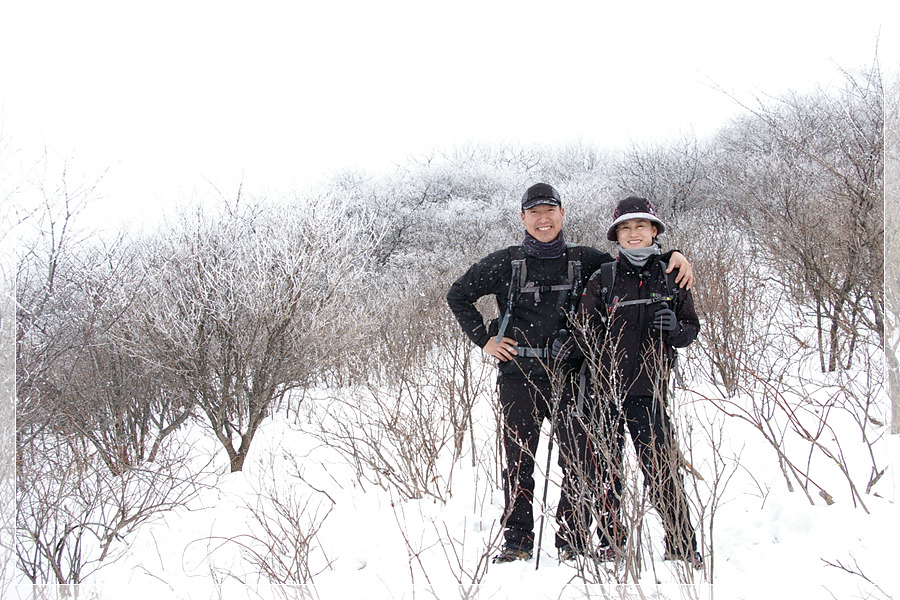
521,204 -> 565,243
615,218 -> 658,248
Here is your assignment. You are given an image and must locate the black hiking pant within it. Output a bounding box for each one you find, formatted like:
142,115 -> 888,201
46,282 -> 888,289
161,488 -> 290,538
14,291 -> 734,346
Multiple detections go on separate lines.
556,393 -> 697,557
498,376 -> 582,552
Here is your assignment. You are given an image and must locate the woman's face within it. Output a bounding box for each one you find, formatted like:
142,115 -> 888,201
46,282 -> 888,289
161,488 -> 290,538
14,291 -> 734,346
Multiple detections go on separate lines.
616,218 -> 658,248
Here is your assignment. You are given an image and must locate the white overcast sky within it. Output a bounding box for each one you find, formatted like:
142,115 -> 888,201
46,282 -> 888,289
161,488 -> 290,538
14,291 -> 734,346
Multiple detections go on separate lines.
1,0 -> 897,226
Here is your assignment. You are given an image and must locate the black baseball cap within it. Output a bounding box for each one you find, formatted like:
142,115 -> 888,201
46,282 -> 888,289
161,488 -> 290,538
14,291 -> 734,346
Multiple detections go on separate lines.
521,183 -> 562,210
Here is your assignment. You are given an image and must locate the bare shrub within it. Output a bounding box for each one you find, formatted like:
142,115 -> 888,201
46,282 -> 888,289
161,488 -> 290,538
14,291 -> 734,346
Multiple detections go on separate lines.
131,194 -> 379,472
712,64 -> 884,373
0,207 -> 15,599
12,159 -> 213,586
202,450 -> 335,588
306,265 -> 498,504
15,160 -> 104,449
683,218 -> 790,397
612,132 -> 712,227
16,429 -> 207,584
885,71 -> 900,434
310,371 -> 459,503
696,348 -> 883,513
822,555 -> 893,600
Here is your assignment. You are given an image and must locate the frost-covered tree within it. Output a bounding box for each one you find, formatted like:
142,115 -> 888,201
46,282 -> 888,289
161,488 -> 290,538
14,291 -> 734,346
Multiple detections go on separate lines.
132,195 -> 378,471
885,71 -> 900,435
14,160 -> 204,584
0,135 -> 17,598
611,132 -> 713,228
712,64 -> 884,373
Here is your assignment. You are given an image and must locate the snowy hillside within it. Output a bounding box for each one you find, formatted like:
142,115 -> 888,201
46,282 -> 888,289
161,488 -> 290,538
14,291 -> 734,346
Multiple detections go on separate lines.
10,365 -> 897,600
7,62 -> 894,599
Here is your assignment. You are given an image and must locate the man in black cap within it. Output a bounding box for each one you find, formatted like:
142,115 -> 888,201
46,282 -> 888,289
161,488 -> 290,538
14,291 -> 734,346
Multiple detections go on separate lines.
446,184 -> 693,563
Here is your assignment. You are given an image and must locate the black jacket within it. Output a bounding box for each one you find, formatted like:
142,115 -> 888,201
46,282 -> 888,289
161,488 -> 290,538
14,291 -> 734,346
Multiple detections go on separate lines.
576,253 -> 699,398
447,244 -> 613,380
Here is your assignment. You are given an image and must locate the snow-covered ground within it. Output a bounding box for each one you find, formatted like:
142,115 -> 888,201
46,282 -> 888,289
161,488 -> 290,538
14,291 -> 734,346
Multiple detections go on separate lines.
10,371 -> 897,600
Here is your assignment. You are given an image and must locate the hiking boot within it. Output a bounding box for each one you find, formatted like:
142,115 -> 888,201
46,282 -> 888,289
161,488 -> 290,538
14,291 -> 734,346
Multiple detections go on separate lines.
596,546 -> 619,563
558,545 -> 583,561
492,545 -> 532,564
664,550 -> 703,570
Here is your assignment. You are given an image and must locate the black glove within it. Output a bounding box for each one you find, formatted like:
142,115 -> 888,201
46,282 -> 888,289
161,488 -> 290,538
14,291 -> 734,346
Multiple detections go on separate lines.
551,330 -> 572,360
652,308 -> 678,332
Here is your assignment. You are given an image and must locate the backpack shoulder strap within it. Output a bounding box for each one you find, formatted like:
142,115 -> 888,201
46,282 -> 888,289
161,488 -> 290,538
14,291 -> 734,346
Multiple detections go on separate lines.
508,245 -> 527,290
600,260 -> 616,307
582,260 -> 617,324
566,246 -> 583,320
566,245 -> 583,278
659,260 -> 679,307
496,246 -> 527,342
516,245 -> 582,305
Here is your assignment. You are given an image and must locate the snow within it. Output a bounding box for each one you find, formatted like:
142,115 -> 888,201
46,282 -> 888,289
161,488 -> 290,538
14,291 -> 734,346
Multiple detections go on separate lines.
9,368 -> 899,599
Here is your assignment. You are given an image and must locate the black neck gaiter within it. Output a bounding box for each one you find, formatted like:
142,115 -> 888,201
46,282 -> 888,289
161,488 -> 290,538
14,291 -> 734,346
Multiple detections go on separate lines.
522,230 -> 567,258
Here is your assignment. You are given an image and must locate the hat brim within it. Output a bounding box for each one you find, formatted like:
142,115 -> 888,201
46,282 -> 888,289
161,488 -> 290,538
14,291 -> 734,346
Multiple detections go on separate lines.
522,198 -> 561,210
607,213 -> 665,241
